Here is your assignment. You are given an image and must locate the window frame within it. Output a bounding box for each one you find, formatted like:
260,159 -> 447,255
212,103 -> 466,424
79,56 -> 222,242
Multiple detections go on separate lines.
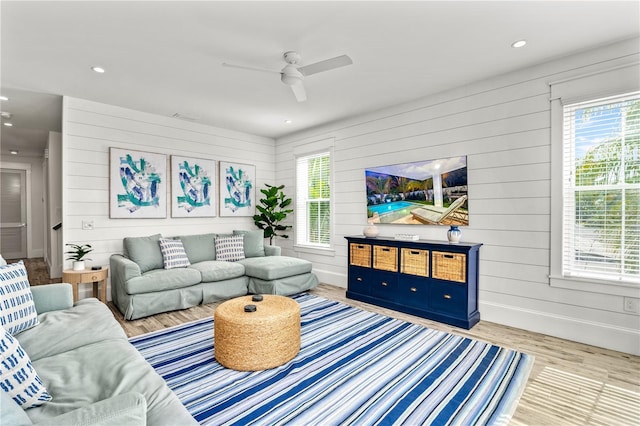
294,143 -> 335,254
549,63 -> 640,297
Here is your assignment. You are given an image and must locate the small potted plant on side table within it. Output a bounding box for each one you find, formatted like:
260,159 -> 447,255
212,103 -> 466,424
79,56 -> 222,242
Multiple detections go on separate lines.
65,243 -> 93,271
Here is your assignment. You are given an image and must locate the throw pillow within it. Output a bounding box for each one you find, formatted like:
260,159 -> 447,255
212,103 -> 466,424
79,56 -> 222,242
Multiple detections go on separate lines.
176,233 -> 217,263
159,238 -> 191,269
214,235 -> 246,262
123,234 -> 164,273
0,254 -> 6,266
0,324 -> 52,409
0,261 -> 39,335
233,230 -> 266,258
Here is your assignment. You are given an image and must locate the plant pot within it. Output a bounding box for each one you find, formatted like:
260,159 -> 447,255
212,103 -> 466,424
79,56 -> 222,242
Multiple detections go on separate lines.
73,261 -> 85,271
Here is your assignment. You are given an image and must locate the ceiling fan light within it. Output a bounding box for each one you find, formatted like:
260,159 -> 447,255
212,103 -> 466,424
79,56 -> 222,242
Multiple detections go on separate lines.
281,73 -> 302,86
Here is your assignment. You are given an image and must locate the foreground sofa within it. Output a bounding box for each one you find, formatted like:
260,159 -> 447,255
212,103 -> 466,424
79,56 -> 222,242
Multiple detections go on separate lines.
2,283 -> 197,426
110,230 -> 319,320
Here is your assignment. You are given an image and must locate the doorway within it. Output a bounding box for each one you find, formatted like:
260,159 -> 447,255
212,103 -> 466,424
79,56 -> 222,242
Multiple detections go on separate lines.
1,165 -> 31,259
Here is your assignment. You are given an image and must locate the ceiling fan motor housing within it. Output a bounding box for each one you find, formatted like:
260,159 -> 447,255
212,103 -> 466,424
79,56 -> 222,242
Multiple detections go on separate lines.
281,64 -> 303,86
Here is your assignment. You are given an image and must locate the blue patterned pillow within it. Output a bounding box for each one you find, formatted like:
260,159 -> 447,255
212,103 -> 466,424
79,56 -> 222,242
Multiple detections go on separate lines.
159,238 -> 191,269
214,235 -> 245,262
0,324 -> 52,408
0,261 -> 39,335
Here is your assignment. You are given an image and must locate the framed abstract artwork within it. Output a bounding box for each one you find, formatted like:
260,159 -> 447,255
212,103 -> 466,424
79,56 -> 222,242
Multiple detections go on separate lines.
109,148 -> 167,218
219,161 -> 256,217
170,155 -> 216,217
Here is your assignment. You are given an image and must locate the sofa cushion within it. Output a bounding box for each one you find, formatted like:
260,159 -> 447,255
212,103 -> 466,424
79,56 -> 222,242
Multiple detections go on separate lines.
215,235 -> 245,262
16,299 -> 127,361
190,261 -> 245,282
0,261 -> 39,335
125,268 -> 201,295
123,234 -> 164,273
27,339 -> 196,426
233,229 -> 265,258
1,390 -> 32,426
159,238 -> 190,269
177,233 -> 216,263
239,256 -> 312,281
40,392 -> 147,426
0,324 -> 52,409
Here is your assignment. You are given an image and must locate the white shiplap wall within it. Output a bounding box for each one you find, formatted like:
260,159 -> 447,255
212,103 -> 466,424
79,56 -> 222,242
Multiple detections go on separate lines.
275,38 -> 640,355
62,97 -> 275,297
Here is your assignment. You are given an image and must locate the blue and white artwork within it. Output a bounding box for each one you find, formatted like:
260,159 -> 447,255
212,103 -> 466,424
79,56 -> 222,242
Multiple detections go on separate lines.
171,156 -> 216,217
110,148 -> 167,218
219,161 -> 256,217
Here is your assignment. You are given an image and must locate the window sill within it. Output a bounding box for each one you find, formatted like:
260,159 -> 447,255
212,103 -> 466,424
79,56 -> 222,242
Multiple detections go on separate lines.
294,245 -> 335,257
549,275 -> 640,297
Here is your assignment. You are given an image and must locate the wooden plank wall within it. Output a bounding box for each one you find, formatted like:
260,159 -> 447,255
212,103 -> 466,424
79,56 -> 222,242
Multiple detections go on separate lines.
62,97 -> 275,296
274,38 -> 640,354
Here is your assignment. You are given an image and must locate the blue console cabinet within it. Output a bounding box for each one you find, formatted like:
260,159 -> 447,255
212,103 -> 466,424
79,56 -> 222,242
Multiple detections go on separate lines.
345,236 -> 482,329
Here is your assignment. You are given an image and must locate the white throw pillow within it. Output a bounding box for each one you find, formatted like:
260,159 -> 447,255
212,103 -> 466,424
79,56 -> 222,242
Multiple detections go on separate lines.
158,238 -> 191,269
0,261 -> 39,335
0,324 -> 52,408
214,235 -> 246,262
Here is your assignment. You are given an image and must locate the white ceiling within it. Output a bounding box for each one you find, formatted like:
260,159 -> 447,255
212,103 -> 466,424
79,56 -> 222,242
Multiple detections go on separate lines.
1,1 -> 639,156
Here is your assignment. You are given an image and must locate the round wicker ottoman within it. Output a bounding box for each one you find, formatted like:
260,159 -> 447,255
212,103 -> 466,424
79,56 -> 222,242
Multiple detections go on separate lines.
214,295 -> 300,371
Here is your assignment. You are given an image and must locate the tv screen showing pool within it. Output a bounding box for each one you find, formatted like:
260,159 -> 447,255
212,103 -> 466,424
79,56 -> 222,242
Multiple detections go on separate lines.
365,155 -> 468,226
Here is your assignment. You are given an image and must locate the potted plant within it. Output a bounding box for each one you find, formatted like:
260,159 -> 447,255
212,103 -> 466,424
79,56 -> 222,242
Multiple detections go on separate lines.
65,243 -> 93,271
253,184 -> 293,245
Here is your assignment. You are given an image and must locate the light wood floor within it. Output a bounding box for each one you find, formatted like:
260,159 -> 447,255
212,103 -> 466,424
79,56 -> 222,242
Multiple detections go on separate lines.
108,283 -> 640,426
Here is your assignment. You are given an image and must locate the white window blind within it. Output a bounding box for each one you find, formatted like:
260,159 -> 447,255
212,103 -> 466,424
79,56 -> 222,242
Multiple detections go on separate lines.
296,151 -> 331,247
562,91 -> 640,284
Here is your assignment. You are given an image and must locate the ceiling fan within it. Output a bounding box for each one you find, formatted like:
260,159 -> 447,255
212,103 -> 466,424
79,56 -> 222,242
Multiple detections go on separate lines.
222,51 -> 352,102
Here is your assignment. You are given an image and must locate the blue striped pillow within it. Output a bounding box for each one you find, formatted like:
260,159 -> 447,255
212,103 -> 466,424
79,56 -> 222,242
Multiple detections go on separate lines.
215,235 -> 245,262
159,239 -> 191,269
0,261 -> 39,335
0,324 -> 52,408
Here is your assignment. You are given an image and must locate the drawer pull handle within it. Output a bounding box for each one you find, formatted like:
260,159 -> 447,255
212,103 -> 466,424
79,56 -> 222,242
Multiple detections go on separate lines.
444,294 -> 452,299
444,254 -> 454,259
410,287 -> 417,292
357,245 -> 365,249
410,250 -> 420,255
381,282 -> 388,287
356,277 -> 363,282
382,248 -> 390,252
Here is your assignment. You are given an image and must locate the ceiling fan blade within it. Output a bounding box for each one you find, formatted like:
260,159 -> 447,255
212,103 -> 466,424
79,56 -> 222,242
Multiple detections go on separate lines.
221,62 -> 280,75
290,82 -> 307,102
298,55 -> 353,76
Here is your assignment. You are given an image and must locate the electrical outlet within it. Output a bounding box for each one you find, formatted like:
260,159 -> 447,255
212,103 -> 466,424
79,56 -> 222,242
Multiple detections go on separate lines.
623,297 -> 640,314
82,220 -> 94,230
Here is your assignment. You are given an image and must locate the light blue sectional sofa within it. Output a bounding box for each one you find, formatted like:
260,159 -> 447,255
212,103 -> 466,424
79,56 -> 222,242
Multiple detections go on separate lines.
2,283 -> 197,426
110,230 -> 319,320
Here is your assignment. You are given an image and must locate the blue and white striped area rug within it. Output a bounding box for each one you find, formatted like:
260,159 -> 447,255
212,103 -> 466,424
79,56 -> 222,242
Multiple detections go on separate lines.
130,293 -> 533,425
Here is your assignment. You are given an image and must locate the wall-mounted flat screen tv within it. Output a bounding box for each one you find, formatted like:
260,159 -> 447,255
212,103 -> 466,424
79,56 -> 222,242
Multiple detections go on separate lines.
365,155 -> 468,226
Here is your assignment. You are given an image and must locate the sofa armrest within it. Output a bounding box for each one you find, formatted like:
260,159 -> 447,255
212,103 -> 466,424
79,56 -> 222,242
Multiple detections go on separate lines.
110,254 -> 141,283
264,245 -> 282,256
33,392 -> 147,426
31,283 -> 73,314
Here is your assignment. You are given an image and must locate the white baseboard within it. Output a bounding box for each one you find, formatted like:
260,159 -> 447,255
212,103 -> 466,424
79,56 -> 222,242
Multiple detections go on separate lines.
480,300 -> 640,356
313,269 -> 346,289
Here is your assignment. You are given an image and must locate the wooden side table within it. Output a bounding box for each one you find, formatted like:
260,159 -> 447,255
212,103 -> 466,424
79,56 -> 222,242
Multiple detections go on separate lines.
62,267 -> 109,303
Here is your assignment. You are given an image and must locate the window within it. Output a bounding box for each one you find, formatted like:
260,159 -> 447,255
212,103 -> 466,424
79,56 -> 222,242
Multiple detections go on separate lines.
562,91 -> 639,284
296,151 -> 331,248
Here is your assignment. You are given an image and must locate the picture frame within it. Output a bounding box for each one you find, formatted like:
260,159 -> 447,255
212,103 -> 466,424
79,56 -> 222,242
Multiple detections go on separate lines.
109,147 -> 167,218
171,155 -> 216,218
219,161 -> 256,217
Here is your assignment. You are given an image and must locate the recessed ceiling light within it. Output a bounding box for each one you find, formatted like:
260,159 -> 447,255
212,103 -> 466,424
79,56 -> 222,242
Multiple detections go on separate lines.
3,122 -> 13,127
91,66 -> 106,73
0,96 -> 8,101
511,40 -> 527,48
0,112 -> 12,119
284,119 -> 292,124
9,150 -> 18,155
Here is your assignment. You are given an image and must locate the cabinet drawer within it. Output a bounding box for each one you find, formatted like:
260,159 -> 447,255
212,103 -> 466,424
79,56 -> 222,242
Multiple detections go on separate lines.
373,245 -> 398,272
429,281 -> 467,315
401,248 -> 429,277
432,251 -> 466,283
350,243 -> 372,267
348,269 -> 371,295
371,272 -> 398,299
397,278 -> 429,309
